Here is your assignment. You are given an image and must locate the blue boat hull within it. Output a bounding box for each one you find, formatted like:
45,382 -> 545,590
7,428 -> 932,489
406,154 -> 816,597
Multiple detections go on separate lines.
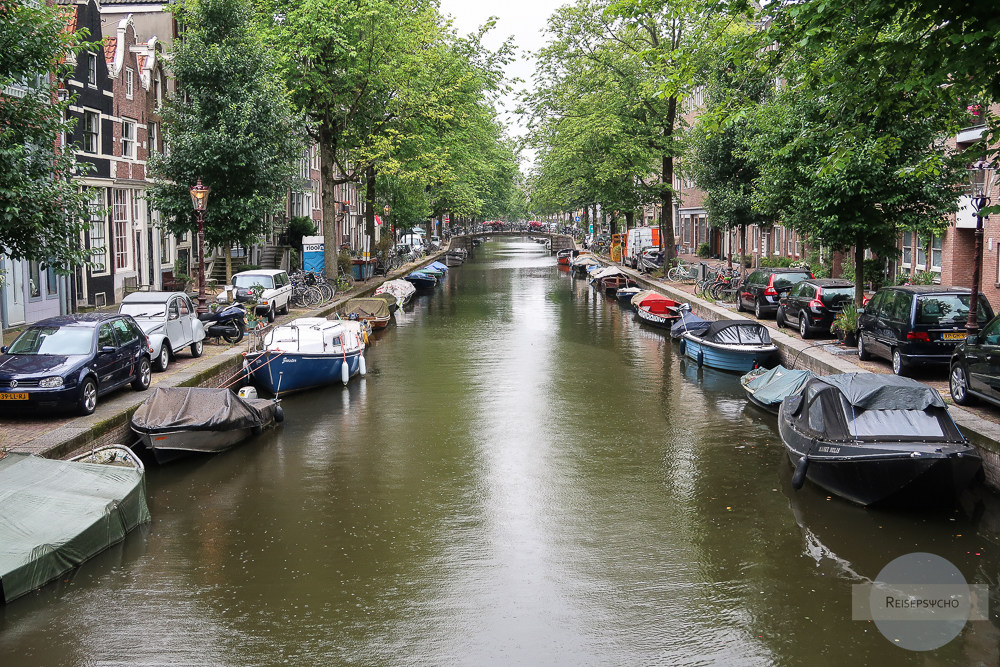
679,335 -> 777,373
405,274 -> 437,289
246,350 -> 362,395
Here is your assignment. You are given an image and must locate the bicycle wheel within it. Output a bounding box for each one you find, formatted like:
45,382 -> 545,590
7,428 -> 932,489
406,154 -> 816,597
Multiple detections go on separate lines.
318,283 -> 334,302
305,286 -> 323,307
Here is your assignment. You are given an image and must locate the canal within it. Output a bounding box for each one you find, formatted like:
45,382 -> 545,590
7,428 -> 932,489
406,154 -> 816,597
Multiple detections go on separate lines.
2,238 -> 999,665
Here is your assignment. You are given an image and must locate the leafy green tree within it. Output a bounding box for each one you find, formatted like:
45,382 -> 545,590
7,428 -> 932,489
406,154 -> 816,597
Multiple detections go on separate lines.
0,0 -> 97,270
147,0 -> 303,279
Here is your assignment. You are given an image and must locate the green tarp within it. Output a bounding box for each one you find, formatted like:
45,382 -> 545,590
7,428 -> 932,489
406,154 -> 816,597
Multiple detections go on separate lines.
742,365 -> 815,408
0,453 -> 150,603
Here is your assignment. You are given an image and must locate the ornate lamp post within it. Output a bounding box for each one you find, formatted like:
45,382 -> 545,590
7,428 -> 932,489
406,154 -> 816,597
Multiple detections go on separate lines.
189,178 -> 211,314
964,159 -> 995,335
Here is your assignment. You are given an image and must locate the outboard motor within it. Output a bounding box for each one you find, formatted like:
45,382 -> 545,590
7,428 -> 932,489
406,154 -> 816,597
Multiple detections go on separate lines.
199,303 -> 247,343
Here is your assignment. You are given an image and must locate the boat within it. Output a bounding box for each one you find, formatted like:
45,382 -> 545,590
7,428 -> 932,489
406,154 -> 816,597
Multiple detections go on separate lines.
370,291 -> 398,313
131,387 -> 284,464
740,365 -> 816,415
428,261 -> 450,274
556,248 -> 577,266
631,291 -> 683,329
344,297 -> 393,329
615,286 -> 642,305
571,255 -> 600,275
245,317 -> 367,395
670,310 -> 711,339
678,319 -> 778,372
444,248 -> 467,266
404,271 -> 437,289
777,373 -> 983,507
589,266 -> 636,293
375,278 -> 416,307
0,448 -> 150,603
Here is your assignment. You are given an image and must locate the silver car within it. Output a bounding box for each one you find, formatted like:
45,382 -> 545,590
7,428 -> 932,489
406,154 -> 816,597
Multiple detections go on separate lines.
119,292 -> 207,371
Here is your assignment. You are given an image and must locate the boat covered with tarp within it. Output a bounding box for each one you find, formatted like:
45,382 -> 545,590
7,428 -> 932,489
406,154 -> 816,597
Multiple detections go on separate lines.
778,373 -> 983,507
344,297 -> 392,329
132,387 -> 282,463
404,271 -> 437,289
370,291 -> 398,313
740,365 -> 816,414
670,310 -> 712,339
428,261 -> 450,274
571,255 -> 600,275
679,319 -> 778,372
589,266 -> 636,292
375,279 -> 416,307
0,450 -> 150,603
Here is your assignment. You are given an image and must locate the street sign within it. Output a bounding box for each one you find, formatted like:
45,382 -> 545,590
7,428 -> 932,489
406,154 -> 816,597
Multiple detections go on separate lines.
589,224 -> 594,233
575,216 -> 580,222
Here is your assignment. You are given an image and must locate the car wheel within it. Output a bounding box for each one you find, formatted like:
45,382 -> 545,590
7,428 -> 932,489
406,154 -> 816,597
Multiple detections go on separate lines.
754,299 -> 765,319
191,340 -> 204,358
132,356 -> 152,390
155,344 -> 170,372
891,348 -> 908,376
799,311 -> 811,339
950,363 -> 975,405
78,377 -> 98,416
266,303 -> 276,323
776,307 -> 786,328
857,334 -> 872,360
280,299 -> 289,315
736,297 -> 745,313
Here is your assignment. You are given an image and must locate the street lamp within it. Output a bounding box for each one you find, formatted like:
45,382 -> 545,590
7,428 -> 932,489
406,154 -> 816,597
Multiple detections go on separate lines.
189,178 -> 210,314
964,159 -> 995,335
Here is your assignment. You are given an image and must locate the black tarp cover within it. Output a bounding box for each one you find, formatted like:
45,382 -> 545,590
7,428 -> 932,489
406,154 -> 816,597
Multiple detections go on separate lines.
699,320 -> 772,345
131,387 -> 271,434
817,373 -> 946,410
670,311 -> 711,338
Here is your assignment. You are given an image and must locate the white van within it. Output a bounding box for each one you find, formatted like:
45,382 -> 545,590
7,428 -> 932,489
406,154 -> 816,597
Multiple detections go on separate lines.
399,233 -> 424,252
623,227 -> 661,268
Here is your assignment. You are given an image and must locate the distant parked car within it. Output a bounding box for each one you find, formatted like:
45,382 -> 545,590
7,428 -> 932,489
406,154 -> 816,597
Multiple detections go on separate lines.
858,285 -> 994,375
776,278 -> 855,338
737,268 -> 815,319
218,269 -> 292,322
119,291 -> 207,371
0,313 -> 152,415
949,313 -> 1000,407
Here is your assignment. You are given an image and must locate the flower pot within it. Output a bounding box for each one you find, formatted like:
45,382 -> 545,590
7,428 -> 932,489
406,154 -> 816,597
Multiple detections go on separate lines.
839,330 -> 857,347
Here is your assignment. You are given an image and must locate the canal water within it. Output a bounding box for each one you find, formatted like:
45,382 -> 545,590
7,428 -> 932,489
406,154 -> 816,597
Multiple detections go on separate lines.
2,239 -> 999,665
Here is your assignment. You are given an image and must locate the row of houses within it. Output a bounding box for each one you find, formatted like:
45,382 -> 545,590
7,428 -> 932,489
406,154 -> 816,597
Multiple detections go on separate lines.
2,0 -> 374,330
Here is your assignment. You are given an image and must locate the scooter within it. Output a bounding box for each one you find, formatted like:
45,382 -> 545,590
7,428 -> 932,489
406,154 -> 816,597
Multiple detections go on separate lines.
199,303 -> 247,343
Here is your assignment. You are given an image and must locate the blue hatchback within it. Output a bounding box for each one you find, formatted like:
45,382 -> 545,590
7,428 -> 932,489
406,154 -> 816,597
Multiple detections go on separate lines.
0,313 -> 152,415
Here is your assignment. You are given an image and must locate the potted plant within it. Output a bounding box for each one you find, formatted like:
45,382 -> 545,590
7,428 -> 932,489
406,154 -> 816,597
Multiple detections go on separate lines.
831,302 -> 860,347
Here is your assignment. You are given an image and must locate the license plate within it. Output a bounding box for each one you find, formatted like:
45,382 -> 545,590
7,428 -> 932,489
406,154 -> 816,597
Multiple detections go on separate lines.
942,332 -> 966,341
0,393 -> 28,400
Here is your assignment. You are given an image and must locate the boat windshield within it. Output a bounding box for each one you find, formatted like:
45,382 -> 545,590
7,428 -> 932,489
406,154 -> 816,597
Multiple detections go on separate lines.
8,325 -> 94,355
846,407 -> 944,439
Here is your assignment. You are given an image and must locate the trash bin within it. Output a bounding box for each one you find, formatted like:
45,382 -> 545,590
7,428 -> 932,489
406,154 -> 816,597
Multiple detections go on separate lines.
351,259 -> 376,281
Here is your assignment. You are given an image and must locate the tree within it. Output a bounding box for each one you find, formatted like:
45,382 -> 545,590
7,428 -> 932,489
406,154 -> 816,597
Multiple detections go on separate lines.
0,0 -> 96,270
147,0 -> 303,279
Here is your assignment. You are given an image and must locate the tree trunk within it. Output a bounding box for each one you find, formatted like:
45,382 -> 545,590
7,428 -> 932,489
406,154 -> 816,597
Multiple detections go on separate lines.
319,125 -> 339,278
624,210 -> 634,229
854,237 -> 865,308
365,164 -> 376,260
224,243 -> 232,296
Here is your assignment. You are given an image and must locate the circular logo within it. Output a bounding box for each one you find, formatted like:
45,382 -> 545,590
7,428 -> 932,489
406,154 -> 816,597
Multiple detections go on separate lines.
9,380 -> 17,388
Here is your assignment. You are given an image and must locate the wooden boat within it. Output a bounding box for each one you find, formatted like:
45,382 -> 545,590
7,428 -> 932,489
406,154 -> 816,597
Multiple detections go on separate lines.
678,319 -> 778,372
344,297 -> 392,329
631,292 -> 683,329
375,279 -> 416,307
740,365 -> 815,415
0,448 -> 150,603
778,373 -> 983,507
556,248 -> 576,265
245,317 -> 367,395
571,255 -> 600,275
131,387 -> 283,464
404,271 -> 437,289
589,266 -> 636,293
615,286 -> 642,306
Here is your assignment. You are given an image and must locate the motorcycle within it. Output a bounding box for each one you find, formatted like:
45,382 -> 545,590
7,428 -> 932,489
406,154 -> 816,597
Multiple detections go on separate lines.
199,303 -> 247,343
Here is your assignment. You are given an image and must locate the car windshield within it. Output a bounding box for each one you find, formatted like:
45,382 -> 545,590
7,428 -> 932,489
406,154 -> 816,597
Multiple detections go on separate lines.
120,303 -> 166,318
7,325 -> 94,355
821,287 -> 855,301
773,272 -> 813,289
916,294 -> 989,325
233,275 -> 274,289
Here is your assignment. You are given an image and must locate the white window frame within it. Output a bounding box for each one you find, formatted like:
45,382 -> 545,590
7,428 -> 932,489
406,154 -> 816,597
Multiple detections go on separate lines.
81,109 -> 100,154
125,68 -> 134,99
121,118 -> 136,159
148,121 -> 157,154
88,189 -> 109,275
87,53 -> 98,87
113,189 -> 132,270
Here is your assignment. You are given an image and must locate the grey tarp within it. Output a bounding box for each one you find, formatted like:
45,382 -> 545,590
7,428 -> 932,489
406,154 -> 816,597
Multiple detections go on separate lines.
700,320 -> 772,345
345,298 -> 391,320
0,452 -> 150,603
742,365 -> 815,408
131,387 -> 273,434
670,311 -> 711,339
818,373 -> 946,410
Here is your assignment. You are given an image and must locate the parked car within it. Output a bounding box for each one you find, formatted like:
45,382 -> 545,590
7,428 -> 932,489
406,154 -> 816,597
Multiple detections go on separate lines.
218,269 -> 293,322
737,268 -> 815,319
858,285 -> 994,375
776,278 -> 856,338
119,291 -> 207,371
0,313 -> 152,415
949,313 -> 1000,407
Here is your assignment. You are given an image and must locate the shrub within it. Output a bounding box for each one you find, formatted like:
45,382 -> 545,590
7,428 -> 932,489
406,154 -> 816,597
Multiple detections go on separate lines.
337,250 -> 352,276
697,242 -> 711,258
286,216 -> 317,251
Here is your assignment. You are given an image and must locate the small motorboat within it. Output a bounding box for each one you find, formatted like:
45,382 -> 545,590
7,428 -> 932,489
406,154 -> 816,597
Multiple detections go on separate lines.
131,387 -> 283,464
670,309 -> 711,339
778,373 -> 983,507
678,319 -> 778,372
571,255 -> 600,275
556,248 -> 576,265
631,291 -> 683,329
740,365 -> 816,415
245,317 -> 368,395
428,260 -> 450,274
589,266 -> 636,293
405,271 -> 437,289
375,279 -> 416,307
615,286 -> 642,305
344,297 -> 392,329
0,447 -> 150,603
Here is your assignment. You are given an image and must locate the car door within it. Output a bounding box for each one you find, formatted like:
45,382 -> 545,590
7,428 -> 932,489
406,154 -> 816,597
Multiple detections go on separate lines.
176,296 -> 194,345
94,322 -> 121,389
741,272 -> 760,309
788,283 -> 809,327
276,272 -> 291,309
165,297 -> 186,347
110,318 -> 139,386
968,317 -> 1000,400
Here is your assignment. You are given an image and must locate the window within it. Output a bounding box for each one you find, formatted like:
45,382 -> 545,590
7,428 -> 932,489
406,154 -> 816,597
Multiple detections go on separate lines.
87,53 -> 97,86
113,189 -> 130,269
82,111 -> 99,153
154,73 -> 163,109
28,261 -> 41,298
88,189 -> 107,272
98,323 -> 116,348
122,119 -> 135,158
807,397 -> 825,432
112,318 -> 137,344
902,231 -> 914,268
931,236 -> 942,271
46,266 -> 58,297
125,68 -> 134,99
299,150 -> 310,179
159,228 -> 170,263
148,121 -> 157,154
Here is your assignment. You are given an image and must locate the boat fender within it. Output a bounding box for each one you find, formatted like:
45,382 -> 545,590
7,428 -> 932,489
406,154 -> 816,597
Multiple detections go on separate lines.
678,339 -> 686,354
791,455 -> 809,490
341,361 -> 350,385
359,354 -> 367,376
274,405 -> 285,423
697,349 -> 704,368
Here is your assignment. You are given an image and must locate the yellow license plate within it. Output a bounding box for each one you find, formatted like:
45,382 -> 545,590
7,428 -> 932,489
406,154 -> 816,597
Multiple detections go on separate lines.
942,332 -> 966,340
0,393 -> 28,400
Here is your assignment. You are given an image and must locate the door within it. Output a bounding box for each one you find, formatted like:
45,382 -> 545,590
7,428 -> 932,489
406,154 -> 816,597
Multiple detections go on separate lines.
94,322 -> 120,389
165,297 -> 185,346
110,318 -> 139,385
969,317 -> 1000,400
3,258 -> 26,327
177,297 -> 194,343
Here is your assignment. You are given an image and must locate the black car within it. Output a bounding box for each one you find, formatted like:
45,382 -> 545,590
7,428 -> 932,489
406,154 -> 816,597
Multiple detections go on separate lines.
0,313 -> 153,415
858,285 -> 994,375
949,314 -> 1000,408
737,268 -> 815,319
777,278 -> 856,338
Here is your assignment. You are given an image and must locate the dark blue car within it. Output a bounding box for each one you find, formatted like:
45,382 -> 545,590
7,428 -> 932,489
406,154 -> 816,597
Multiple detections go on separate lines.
0,313 -> 152,415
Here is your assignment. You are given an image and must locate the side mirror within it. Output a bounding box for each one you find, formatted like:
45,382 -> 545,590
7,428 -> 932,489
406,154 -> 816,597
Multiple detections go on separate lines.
1,346 -> 7,354
100,346 -> 117,355
966,334 -> 979,346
